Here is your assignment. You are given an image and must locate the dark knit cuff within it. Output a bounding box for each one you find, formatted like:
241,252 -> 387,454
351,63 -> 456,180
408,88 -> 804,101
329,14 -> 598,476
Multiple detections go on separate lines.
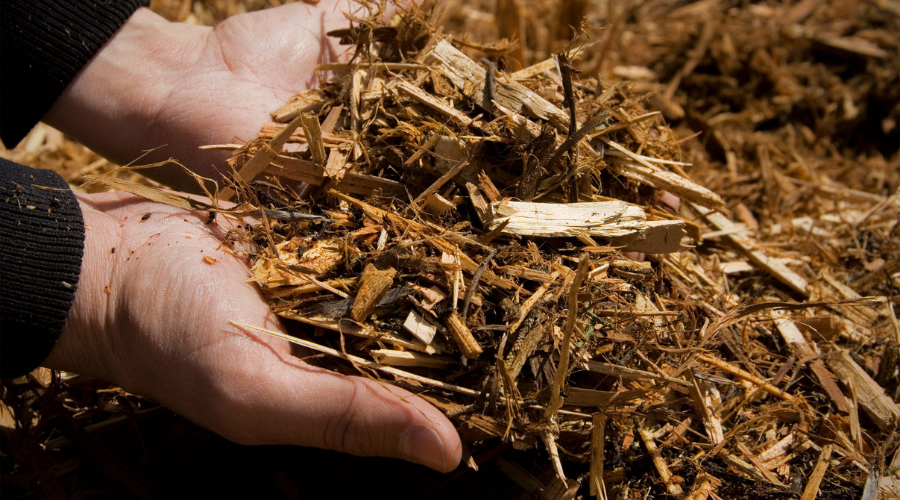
0,0 -> 152,147
0,160 -> 85,378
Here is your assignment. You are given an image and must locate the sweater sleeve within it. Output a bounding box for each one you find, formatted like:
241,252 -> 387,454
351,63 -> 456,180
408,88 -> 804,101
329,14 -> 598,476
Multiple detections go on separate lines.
0,0 -> 151,147
0,160 -> 85,379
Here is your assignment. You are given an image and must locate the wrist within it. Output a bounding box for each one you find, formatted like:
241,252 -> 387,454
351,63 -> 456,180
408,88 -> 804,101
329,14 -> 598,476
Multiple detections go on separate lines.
43,194 -> 122,380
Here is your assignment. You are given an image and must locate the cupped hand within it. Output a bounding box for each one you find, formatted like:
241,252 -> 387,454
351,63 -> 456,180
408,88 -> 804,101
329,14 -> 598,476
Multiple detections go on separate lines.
45,0 -> 372,191
45,192 -> 462,472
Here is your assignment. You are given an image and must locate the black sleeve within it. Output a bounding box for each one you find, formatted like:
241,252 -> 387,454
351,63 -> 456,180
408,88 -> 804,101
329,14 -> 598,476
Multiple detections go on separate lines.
0,160 -> 85,379
0,0 -> 151,147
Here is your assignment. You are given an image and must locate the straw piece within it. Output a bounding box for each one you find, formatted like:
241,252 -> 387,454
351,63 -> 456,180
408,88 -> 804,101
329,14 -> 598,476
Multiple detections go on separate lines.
545,255 -> 591,422
590,413 -> 608,500
231,322 -> 477,395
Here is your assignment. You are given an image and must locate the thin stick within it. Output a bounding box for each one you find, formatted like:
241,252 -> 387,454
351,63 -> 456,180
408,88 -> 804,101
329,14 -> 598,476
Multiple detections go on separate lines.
545,254 -> 591,422
697,353 -> 797,402
505,271 -> 560,335
412,156 -> 470,207
541,429 -> 566,481
586,360 -> 692,388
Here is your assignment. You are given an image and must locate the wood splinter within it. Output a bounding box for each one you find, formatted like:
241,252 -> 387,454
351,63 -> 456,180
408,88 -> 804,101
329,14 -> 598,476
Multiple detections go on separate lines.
351,262 -> 397,323
445,310 -> 482,358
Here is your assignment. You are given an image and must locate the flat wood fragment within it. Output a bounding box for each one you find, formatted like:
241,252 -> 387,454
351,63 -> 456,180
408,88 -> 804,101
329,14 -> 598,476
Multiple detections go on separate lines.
736,442 -> 784,486
426,40 -> 571,129
300,113 -> 327,165
772,310 -> 850,412
402,309 -> 437,344
323,147 -> 350,182
690,203 -> 810,296
258,121 -> 354,145
251,238 -> 343,284
265,156 -> 404,196
683,473 -> 720,500
723,453 -> 773,483
800,444 -> 833,500
590,413 -> 608,500
477,171 -> 501,202
397,80 -> 473,127
689,371 -> 725,445
758,433 -> 796,464
413,156 -> 469,207
465,182 -> 492,226
603,139 -> 727,212
424,193 -> 455,216
825,350 -> 900,431
271,88 -> 327,122
541,430 -> 567,482
489,200 -> 688,253
506,271 -> 559,336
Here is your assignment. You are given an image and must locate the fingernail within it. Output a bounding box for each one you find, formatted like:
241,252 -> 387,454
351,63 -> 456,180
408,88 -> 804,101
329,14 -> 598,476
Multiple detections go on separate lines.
401,426 -> 447,472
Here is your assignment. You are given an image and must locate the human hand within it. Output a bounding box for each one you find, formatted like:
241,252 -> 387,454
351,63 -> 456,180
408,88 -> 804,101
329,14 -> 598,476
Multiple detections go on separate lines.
44,1 -> 366,192
44,191 -> 462,472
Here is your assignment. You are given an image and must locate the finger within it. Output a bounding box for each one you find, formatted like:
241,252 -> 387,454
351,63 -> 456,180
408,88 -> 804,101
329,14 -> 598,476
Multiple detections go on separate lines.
658,190 -> 681,212
204,337 -> 462,472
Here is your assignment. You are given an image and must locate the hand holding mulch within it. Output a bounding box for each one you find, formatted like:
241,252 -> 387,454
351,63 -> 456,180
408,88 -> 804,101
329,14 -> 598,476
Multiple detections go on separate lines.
43,191 -> 461,472
43,1 -> 354,193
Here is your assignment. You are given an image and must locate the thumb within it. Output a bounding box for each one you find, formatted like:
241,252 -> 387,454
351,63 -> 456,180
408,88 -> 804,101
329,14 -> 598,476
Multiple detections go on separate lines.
213,347 -> 463,472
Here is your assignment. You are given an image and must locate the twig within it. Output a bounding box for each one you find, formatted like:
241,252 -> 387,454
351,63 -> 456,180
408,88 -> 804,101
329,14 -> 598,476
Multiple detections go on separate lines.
697,353 -> 797,402
461,249 -> 497,321
638,418 -> 684,496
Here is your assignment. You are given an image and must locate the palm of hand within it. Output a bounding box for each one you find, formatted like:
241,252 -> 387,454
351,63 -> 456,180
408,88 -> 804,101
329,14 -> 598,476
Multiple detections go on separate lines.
57,192 -> 459,471
150,0 -> 354,184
